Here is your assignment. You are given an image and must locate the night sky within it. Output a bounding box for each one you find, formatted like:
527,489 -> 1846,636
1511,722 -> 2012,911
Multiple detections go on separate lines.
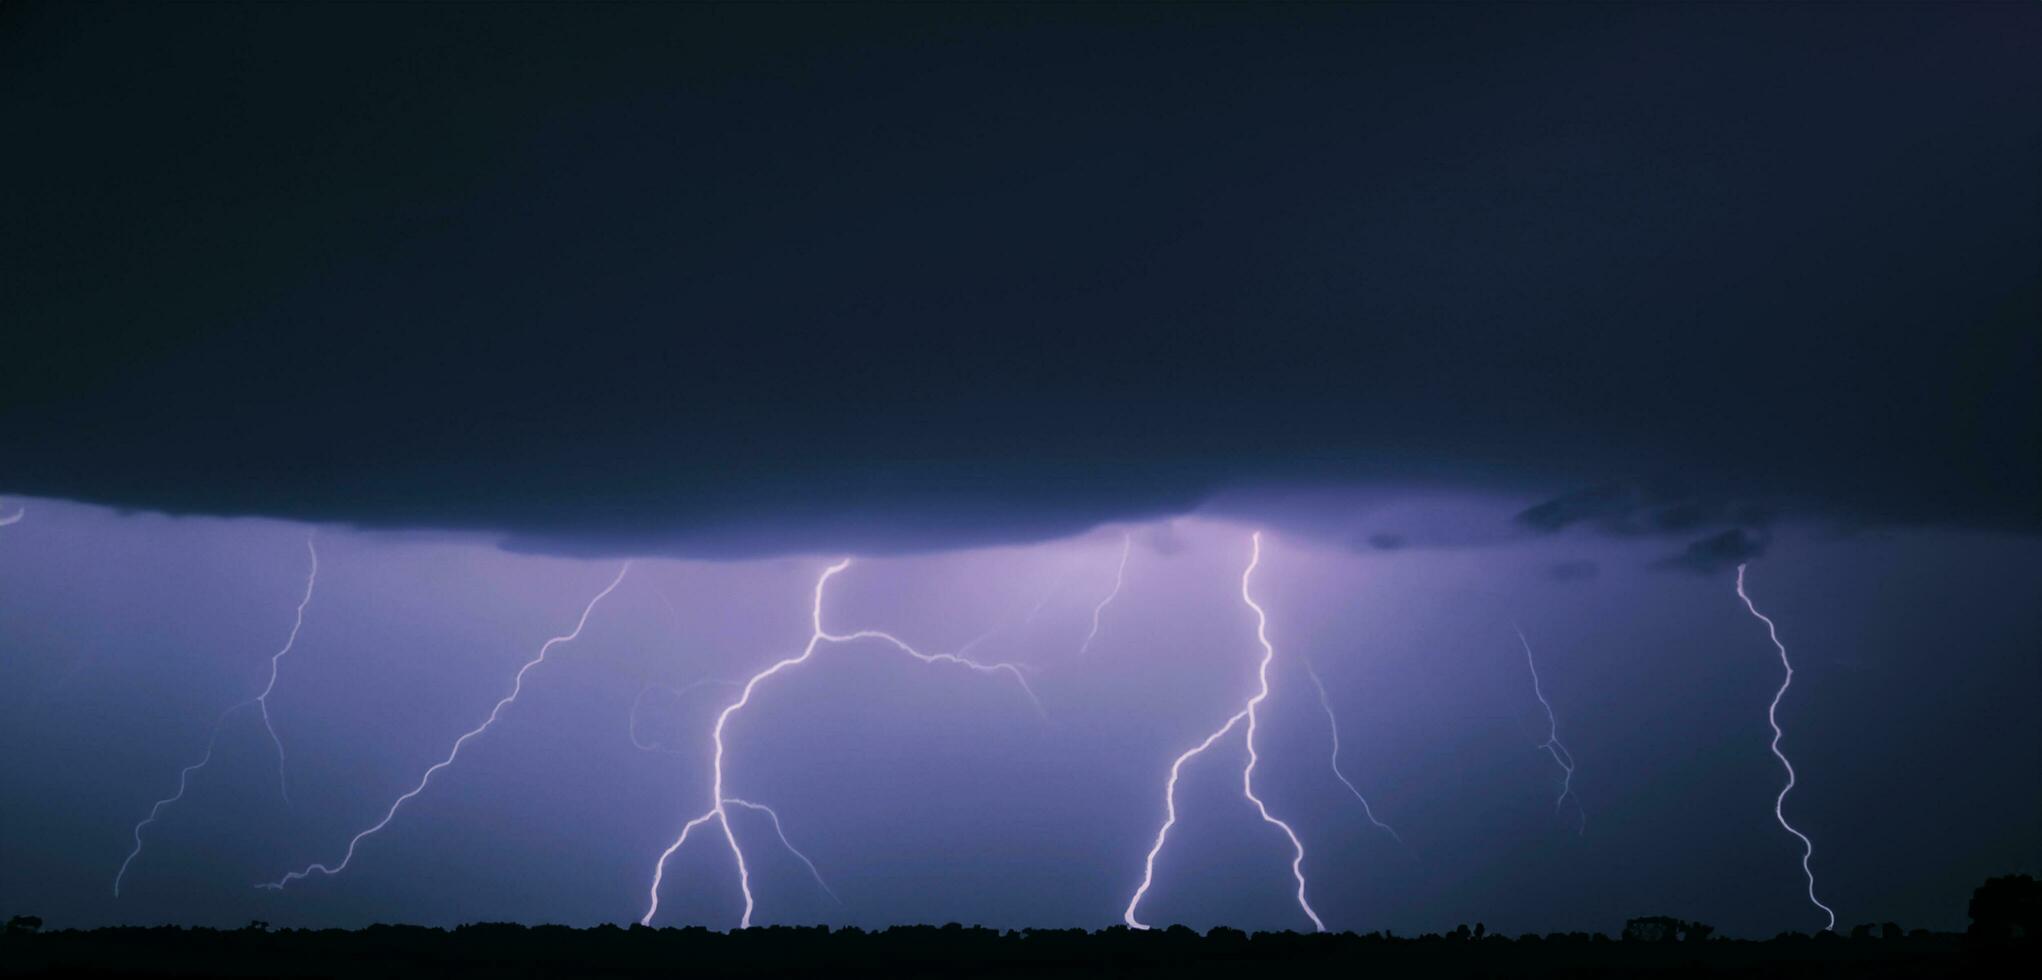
2,3 -> 2038,937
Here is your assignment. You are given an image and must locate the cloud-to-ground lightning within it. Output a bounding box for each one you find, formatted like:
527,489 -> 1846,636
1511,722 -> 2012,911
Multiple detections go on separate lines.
1125,532 -> 1325,933
261,562 -> 631,889
115,535 -> 319,896
627,682 -> 841,894
1735,563 -> 1837,932
1079,533 -> 1131,655
1515,625 -> 1585,835
641,557 -> 1038,929
1301,659 -> 1405,848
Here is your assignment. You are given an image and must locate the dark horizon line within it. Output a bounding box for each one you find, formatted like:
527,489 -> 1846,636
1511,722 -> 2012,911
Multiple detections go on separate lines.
1,921 -> 1960,942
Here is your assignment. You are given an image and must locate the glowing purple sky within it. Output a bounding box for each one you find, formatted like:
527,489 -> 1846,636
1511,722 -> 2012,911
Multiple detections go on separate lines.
2,494 -> 2036,936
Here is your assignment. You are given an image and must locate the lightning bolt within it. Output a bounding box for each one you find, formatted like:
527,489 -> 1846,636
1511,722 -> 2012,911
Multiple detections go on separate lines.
1301,659 -> 1405,848
1125,532 -> 1325,933
956,571 -> 1070,660
641,557 -> 1037,929
1734,563 -> 1837,932
1515,625 -> 1585,835
115,534 -> 318,896
0,501 -> 22,527
722,798 -> 841,906
261,562 -> 631,889
254,537 -> 320,805
628,684 -> 835,892
1078,533 -> 1131,655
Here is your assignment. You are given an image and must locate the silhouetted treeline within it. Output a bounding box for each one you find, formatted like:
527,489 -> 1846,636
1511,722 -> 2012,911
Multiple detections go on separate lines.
0,922 -> 1989,978
4,875 -> 2033,978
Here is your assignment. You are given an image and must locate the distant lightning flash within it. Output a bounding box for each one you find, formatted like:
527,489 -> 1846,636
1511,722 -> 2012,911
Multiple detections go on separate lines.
642,557 -> 1037,929
1079,533 -> 1132,655
1301,659 -> 1405,848
958,571 -> 1071,660
115,535 -> 318,896
254,539 -> 321,805
115,718 -> 233,898
1735,563 -> 1837,932
1125,532 -> 1325,933
1024,576 -> 1064,625
261,562 -> 631,889
1515,625 -> 1585,835
0,501 -> 22,527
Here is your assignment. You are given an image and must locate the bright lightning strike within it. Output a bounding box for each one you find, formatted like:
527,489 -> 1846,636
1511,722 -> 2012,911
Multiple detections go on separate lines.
1301,659 -> 1405,848
627,684 -> 831,890
1735,563 -> 1837,933
261,562 -> 631,889
1078,533 -> 1131,655
115,534 -> 318,896
1125,532 -> 1325,934
1515,625 -> 1585,835
641,557 -> 1037,929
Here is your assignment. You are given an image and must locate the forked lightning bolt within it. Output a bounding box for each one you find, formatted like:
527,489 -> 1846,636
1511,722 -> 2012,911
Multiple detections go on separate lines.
623,680 -> 839,901
261,563 -> 630,889
1079,533 -> 1131,655
116,534 -> 318,896
1735,563 -> 1837,932
641,557 -> 1038,928
253,541 -> 322,806
1516,626 -> 1584,834
1125,532 -> 1324,933
1302,659 -> 1405,847
720,798 -> 841,906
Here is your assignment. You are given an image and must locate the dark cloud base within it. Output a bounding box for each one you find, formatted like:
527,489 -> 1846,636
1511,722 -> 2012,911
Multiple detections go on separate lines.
3,4 -> 2037,558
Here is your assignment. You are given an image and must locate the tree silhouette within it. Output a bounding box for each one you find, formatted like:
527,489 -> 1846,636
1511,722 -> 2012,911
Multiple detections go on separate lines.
1622,917 -> 1680,943
1969,874 -> 2040,948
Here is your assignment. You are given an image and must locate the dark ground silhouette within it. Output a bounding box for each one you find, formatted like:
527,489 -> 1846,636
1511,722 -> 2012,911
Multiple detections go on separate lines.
4,876 -> 2033,977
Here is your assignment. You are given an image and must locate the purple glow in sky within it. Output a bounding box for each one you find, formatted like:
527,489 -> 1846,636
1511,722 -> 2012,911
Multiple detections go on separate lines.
0,495 -> 2037,936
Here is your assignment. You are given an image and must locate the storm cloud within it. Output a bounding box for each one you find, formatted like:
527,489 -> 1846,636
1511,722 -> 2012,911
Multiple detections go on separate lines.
1655,528 -> 1772,575
3,3 -> 2037,558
